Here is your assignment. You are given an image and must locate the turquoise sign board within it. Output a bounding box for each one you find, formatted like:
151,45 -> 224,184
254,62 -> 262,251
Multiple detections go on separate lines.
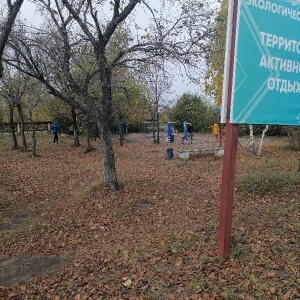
222,0 -> 300,125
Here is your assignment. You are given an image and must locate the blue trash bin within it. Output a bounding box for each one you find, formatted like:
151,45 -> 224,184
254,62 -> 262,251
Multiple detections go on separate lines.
166,148 -> 174,159
169,134 -> 175,143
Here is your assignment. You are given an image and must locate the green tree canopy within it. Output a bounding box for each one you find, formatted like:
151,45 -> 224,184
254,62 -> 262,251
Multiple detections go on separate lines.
170,93 -> 215,132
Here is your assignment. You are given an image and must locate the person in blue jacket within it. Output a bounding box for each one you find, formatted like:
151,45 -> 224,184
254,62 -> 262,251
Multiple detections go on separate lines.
50,122 -> 60,144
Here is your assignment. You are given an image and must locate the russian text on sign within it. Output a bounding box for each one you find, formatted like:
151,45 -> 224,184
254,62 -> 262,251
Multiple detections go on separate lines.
259,55 -> 300,73
246,0 -> 300,21
267,77 -> 300,93
260,32 -> 300,54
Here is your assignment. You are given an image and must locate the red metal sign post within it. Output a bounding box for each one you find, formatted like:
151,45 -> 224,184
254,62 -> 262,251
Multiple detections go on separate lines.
217,0 -> 239,260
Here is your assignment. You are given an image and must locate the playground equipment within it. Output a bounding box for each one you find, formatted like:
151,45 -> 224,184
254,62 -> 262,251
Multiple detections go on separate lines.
212,123 -> 219,141
212,108 -> 223,147
138,121 -> 152,133
111,122 -> 128,135
166,121 -> 175,143
181,120 -> 193,144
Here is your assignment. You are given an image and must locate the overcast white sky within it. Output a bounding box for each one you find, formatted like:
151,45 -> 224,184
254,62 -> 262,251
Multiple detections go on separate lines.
16,0 -> 204,103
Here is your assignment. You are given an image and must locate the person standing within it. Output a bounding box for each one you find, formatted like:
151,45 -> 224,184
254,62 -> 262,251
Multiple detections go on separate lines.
50,122 -> 60,144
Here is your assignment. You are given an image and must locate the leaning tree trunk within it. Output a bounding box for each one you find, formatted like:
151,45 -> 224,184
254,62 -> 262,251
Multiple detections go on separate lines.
71,106 -> 80,147
0,0 -> 24,78
16,103 -> 27,150
98,61 -> 118,190
257,125 -> 269,156
8,102 -> 18,149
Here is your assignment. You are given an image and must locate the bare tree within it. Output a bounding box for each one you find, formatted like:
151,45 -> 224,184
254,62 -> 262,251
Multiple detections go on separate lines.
23,79 -> 46,157
249,124 -> 269,156
0,66 -> 28,149
59,0 -> 213,190
8,101 -> 19,149
5,18 -> 89,147
140,59 -> 172,144
0,0 -> 24,78
6,0 -> 214,190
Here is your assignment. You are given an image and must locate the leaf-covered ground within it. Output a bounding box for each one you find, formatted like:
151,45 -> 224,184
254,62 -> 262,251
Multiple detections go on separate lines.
0,132 -> 299,300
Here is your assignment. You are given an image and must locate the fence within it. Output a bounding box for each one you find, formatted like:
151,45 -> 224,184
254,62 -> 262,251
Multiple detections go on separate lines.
0,122 -> 52,134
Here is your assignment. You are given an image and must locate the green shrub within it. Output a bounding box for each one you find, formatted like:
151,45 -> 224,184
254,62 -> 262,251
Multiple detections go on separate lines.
170,93 -> 215,133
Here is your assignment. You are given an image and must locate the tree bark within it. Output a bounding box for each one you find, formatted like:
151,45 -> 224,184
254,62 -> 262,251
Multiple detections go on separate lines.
71,106 -> 80,147
257,125 -> 269,156
156,108 -> 160,144
249,125 -> 255,155
16,103 -> 27,150
155,83 -> 160,144
9,102 -> 18,149
0,0 -> 24,78
119,118 -> 124,147
151,111 -> 156,143
98,119 -> 118,190
97,57 -> 119,190
86,132 -> 91,151
29,108 -> 37,157
84,117 -> 95,153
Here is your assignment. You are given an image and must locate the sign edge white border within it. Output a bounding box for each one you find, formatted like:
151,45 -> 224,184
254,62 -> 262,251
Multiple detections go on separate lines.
221,0 -> 234,123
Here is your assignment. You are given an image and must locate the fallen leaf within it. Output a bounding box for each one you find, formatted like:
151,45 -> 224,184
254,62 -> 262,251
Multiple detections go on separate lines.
123,279 -> 132,287
282,290 -> 291,300
265,271 -> 276,278
74,294 -> 81,300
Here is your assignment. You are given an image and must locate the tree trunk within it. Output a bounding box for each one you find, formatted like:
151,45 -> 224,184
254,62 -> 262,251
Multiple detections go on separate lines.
83,117 -> 95,153
151,111 -> 156,143
9,102 -> 18,149
156,109 -> 160,144
257,125 -> 269,156
97,119 -> 118,190
98,58 -> 119,190
29,109 -> 37,157
0,0 -> 24,78
249,125 -> 255,155
155,86 -> 160,144
119,119 -> 124,147
16,103 -> 27,150
71,106 -> 80,147
86,132 -> 91,151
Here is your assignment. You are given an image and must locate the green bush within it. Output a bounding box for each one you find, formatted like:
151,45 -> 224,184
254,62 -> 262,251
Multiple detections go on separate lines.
52,115 -> 73,134
170,93 -> 215,133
